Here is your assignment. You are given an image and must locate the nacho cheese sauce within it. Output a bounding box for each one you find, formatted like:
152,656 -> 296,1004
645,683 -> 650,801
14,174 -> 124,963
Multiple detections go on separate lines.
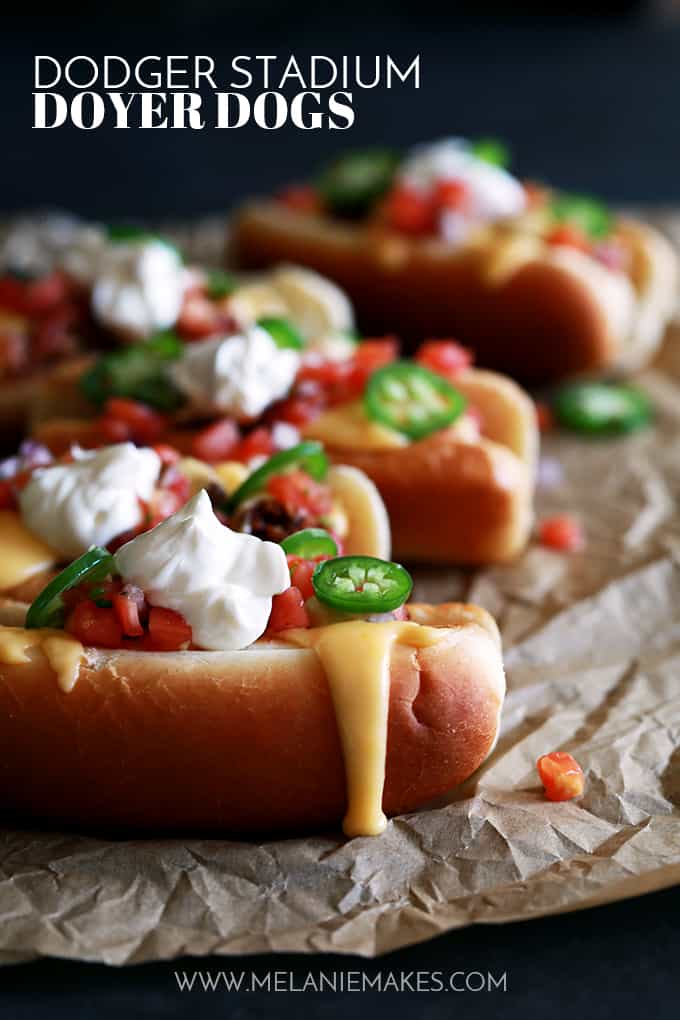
0,626 -> 84,693
283,620 -> 444,837
0,511 -> 58,589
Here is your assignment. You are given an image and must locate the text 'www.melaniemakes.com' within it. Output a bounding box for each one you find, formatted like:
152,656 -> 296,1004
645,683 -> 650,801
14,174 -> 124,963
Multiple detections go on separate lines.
32,54 -> 420,131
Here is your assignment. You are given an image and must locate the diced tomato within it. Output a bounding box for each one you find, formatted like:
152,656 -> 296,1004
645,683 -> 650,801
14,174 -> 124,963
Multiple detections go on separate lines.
0,478 -> 17,509
433,179 -> 472,213
144,486 -> 187,528
24,272 -> 69,315
152,443 -> 181,466
112,593 -> 144,637
103,398 -> 166,445
0,276 -> 29,315
267,469 -> 332,517
546,224 -> 590,251
523,181 -> 548,209
231,426 -> 275,464
161,466 -> 191,503
534,400 -> 554,433
191,418 -> 240,463
66,600 -> 123,648
177,292 -> 222,340
383,185 -> 435,235
267,394 -> 323,427
11,468 -> 35,492
415,339 -> 472,379
99,415 -> 133,443
267,586 -> 310,632
286,557 -> 317,601
538,515 -> 584,552
328,337 -> 399,402
276,184 -> 323,214
147,606 -> 193,650
537,752 -> 585,802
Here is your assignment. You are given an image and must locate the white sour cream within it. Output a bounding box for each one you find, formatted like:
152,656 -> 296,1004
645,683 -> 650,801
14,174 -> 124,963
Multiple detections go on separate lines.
114,489 -> 290,650
399,138 -> 527,226
19,443 -> 161,560
170,324 -> 300,421
91,238 -> 186,339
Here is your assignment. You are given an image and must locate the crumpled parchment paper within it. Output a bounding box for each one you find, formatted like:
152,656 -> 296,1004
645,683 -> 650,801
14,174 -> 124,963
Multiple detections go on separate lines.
1,217 -> 679,965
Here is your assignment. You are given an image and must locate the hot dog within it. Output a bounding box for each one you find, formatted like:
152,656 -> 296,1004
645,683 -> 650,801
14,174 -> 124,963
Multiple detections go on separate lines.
231,139 -> 678,383
0,487 -> 505,836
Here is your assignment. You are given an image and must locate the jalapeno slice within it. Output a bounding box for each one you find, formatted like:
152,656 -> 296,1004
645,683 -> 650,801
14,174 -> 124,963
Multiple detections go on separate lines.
470,137 -> 510,168
228,441 -> 328,511
281,528 -> 338,560
206,269 -> 237,300
79,331 -> 186,411
365,361 -> 466,440
312,555 -> 412,614
26,547 -> 117,630
553,381 -> 652,435
550,193 -> 612,239
257,317 -> 304,350
317,148 -> 399,217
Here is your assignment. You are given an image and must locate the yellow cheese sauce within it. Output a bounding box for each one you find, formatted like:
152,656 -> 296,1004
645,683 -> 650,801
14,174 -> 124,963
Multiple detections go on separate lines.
0,511 -> 58,590
0,626 -> 84,693
302,401 -> 408,452
283,620 -> 443,837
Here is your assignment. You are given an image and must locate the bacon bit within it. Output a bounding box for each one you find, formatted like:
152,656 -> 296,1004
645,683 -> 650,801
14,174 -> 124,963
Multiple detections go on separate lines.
538,515 -> 584,552
537,752 -> 585,802
267,587 -> 310,632
276,184 -> 323,214
534,400 -> 555,432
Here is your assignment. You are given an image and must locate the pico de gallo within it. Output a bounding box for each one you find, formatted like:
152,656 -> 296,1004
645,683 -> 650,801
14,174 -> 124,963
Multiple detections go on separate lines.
0,269 -> 90,380
70,330 -> 478,461
274,138 -> 629,271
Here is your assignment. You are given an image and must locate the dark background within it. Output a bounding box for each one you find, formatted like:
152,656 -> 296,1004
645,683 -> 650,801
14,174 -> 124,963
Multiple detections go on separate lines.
2,5 -> 680,1017
4,3 -> 680,220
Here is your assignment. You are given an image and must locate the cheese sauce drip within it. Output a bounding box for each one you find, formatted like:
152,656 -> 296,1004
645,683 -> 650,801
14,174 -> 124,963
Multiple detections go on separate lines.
284,620 -> 443,837
0,626 -> 84,693
0,511 -> 58,590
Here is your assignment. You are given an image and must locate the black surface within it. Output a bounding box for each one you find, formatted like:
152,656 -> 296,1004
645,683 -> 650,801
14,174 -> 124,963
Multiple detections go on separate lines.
2,883 -> 679,1018
2,9 -> 680,1017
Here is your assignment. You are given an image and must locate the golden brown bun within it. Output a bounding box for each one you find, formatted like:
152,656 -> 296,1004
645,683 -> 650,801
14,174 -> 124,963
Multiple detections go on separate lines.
232,202 -> 678,384
305,367 -> 536,564
0,602 -> 504,834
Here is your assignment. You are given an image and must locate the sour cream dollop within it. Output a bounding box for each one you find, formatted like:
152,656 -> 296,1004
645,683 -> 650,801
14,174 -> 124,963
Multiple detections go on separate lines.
114,489 -> 290,650
19,443 -> 161,560
91,238 -> 186,339
398,138 -> 527,227
170,324 -> 301,421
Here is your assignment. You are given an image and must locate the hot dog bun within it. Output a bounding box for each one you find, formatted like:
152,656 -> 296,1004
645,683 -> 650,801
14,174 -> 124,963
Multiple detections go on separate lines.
303,367 -> 536,564
232,202 -> 678,383
0,602 -> 504,834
